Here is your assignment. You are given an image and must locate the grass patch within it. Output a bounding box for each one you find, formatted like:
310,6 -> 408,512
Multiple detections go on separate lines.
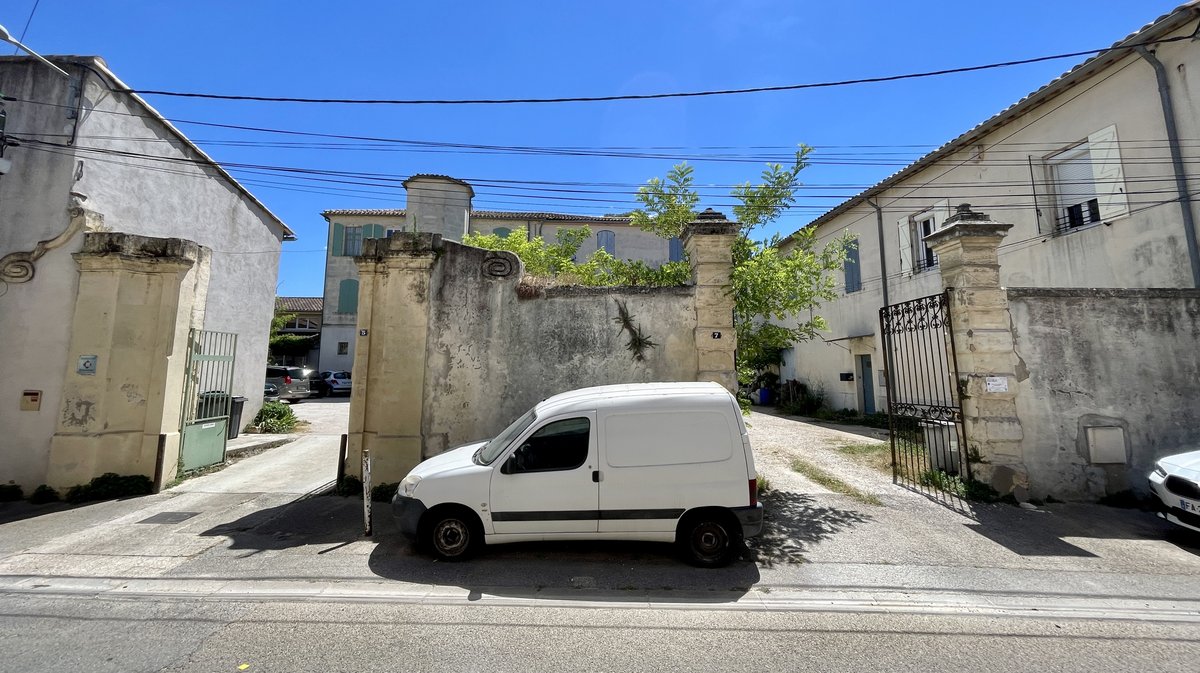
789,458 -> 883,506
836,441 -> 892,474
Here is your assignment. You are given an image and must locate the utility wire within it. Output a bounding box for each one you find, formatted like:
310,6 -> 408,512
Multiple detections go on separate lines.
124,34 -> 1198,105
12,0 -> 41,53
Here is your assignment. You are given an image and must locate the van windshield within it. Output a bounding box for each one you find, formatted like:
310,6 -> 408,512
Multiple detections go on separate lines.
476,408 -> 537,465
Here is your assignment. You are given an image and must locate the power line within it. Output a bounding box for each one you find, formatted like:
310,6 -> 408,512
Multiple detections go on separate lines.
12,0 -> 41,53
124,34 -> 1198,106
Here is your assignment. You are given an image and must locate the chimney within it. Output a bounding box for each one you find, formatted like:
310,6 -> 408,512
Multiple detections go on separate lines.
402,175 -> 474,242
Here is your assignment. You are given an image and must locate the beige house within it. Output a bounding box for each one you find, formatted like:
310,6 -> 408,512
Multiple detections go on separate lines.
319,175 -> 676,371
782,3 -> 1200,415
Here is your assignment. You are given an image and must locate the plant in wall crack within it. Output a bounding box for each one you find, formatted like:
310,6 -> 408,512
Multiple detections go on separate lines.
613,299 -> 656,361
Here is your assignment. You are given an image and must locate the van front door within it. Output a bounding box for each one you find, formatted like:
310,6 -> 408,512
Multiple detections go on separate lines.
489,413 -> 599,534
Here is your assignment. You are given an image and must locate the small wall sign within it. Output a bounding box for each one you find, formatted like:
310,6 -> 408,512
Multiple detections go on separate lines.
77,355 -> 97,375
359,329 -> 369,337
711,331 -> 722,339
985,376 -> 1009,393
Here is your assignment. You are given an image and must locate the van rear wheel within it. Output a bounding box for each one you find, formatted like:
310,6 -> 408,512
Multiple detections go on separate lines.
422,507 -> 481,561
678,511 -> 743,568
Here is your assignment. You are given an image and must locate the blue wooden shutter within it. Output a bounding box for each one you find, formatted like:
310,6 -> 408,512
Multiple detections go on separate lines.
332,223 -> 345,256
338,279 -> 359,313
844,239 -> 861,293
668,237 -> 683,262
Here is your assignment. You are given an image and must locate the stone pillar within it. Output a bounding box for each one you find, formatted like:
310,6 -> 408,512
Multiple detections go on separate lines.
347,232 -> 440,483
46,232 -> 209,490
925,204 -> 1029,498
682,209 -> 739,393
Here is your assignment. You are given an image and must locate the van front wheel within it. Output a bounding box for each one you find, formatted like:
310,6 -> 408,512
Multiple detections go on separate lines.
422,507 -> 481,561
678,511 -> 743,568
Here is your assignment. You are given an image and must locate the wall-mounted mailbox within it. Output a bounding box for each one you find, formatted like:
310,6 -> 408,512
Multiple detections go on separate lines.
21,390 -> 42,411
839,372 -> 854,382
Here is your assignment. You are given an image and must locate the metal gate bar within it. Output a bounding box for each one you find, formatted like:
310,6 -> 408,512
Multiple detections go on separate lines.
180,329 -> 238,472
879,291 -> 969,506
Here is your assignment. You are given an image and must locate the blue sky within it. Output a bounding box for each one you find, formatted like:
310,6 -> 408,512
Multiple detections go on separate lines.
2,0 -> 1184,296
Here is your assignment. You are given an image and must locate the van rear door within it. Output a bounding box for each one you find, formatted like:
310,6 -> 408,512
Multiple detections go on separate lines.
488,412 -> 599,534
597,408 -> 740,533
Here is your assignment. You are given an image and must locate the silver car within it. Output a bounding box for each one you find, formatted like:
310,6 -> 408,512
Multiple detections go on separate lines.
265,366 -> 312,402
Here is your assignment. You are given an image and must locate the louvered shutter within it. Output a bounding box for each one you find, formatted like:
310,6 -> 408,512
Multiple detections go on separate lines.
332,223 -> 344,256
897,217 -> 913,276
1088,125 -> 1128,221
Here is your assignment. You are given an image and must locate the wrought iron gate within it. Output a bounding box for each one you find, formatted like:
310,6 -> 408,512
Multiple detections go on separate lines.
879,291 -> 969,503
179,329 -> 238,471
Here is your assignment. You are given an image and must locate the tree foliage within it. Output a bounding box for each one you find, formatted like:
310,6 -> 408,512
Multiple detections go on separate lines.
268,311 -> 318,358
463,227 -> 690,287
630,147 -> 851,384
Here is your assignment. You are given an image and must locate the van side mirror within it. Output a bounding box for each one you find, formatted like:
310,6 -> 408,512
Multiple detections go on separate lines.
500,454 -> 516,475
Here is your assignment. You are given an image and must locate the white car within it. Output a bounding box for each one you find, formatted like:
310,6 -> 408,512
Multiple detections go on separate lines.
391,381 -> 763,567
324,371 -> 353,396
1149,449 -> 1200,533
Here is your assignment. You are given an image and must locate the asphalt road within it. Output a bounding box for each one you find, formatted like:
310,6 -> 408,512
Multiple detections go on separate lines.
3,593 -> 1199,673
3,407 -> 1200,671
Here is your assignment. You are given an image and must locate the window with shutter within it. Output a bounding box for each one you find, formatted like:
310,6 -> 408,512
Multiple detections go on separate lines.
493,227 -> 512,238
597,230 -> 616,256
332,223 -> 345,256
337,279 -> 359,314
343,226 -> 364,256
844,238 -> 861,293
668,237 -> 683,262
1046,125 -> 1127,233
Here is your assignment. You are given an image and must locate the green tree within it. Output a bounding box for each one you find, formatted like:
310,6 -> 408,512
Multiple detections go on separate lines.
630,147 -> 851,384
268,311 -> 318,360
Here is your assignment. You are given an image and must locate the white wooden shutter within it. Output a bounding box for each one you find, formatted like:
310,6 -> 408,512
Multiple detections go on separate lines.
932,199 -> 952,229
1088,125 -> 1128,221
897,216 -> 913,276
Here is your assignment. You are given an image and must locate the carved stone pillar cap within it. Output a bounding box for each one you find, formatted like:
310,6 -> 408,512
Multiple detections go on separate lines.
925,203 -> 1012,246
682,209 -> 740,244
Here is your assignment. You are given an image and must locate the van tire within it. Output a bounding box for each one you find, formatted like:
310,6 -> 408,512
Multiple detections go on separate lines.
421,506 -> 482,562
677,510 -> 743,568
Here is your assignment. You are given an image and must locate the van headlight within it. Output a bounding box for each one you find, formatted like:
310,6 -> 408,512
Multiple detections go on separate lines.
398,475 -> 422,497
1153,462 -> 1168,478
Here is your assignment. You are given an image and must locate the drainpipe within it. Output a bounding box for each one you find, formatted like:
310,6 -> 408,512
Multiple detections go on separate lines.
1136,46 -> 1200,288
866,198 -> 890,307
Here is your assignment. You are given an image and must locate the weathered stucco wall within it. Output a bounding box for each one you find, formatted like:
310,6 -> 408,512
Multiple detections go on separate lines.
1009,288 -> 1200,499
422,241 -> 698,455
0,57 -> 286,488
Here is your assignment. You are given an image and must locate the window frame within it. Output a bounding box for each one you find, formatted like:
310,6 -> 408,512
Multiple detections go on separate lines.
500,416 -> 592,475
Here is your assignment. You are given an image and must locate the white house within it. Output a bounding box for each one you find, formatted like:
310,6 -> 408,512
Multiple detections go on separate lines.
0,56 -> 292,490
781,3 -> 1200,414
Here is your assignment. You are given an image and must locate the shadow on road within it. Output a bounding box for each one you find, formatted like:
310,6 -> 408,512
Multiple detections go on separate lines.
964,501 -> 1200,558
746,489 -> 872,566
200,495 -> 763,603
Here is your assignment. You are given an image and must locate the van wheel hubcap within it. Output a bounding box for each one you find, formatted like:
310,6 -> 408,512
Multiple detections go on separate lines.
692,522 -> 728,559
435,520 -> 469,555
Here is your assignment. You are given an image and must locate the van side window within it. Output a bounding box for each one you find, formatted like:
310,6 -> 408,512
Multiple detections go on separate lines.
506,417 -> 590,474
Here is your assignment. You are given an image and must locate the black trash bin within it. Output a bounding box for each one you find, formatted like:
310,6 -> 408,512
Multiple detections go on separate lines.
227,396 -> 247,440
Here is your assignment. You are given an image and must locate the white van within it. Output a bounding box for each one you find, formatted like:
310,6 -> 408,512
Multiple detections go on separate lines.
391,381 -> 763,567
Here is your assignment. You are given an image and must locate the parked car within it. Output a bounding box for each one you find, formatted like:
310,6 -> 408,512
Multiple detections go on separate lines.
264,366 -> 312,402
307,370 -> 331,397
324,370 -> 352,396
263,382 -> 280,403
1149,449 -> 1200,534
391,381 -> 762,567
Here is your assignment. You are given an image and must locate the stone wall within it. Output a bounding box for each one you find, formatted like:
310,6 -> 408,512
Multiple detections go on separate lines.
346,214 -> 738,483
422,243 -> 698,456
1009,288 -> 1200,499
